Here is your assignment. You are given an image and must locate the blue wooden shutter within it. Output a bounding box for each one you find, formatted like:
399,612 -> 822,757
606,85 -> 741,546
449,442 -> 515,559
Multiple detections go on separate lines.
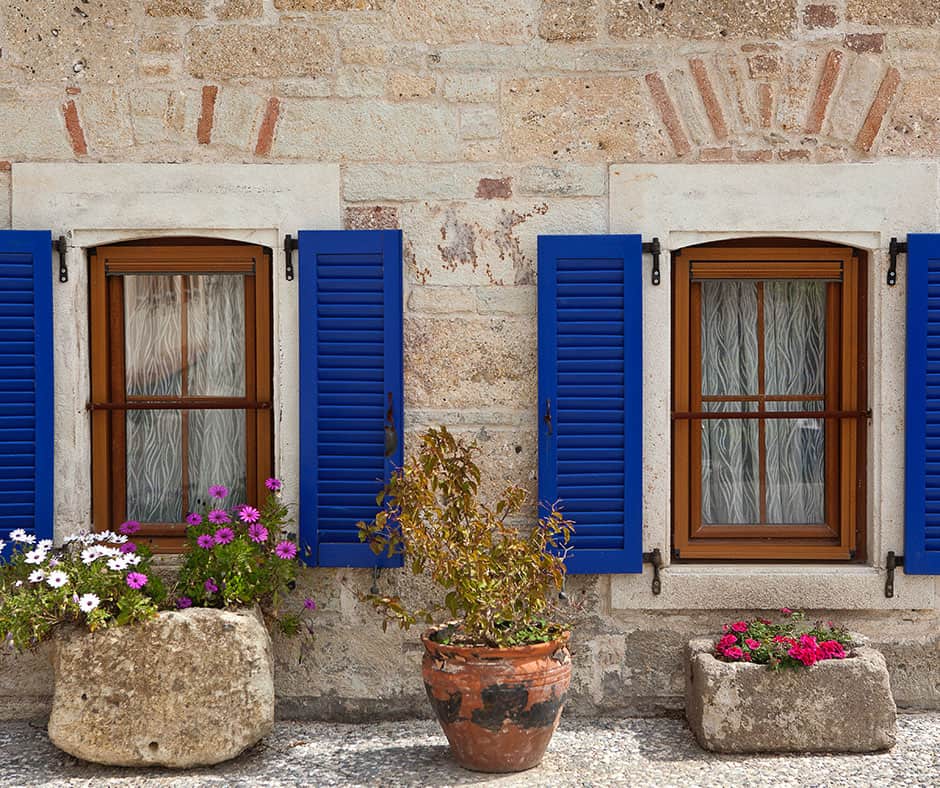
538,235 -> 643,574
298,230 -> 403,567
905,233 -> 940,574
0,230 -> 54,556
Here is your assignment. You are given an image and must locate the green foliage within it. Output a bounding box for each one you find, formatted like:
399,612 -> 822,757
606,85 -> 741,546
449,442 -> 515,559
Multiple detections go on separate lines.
0,532 -> 164,651
358,426 -> 573,648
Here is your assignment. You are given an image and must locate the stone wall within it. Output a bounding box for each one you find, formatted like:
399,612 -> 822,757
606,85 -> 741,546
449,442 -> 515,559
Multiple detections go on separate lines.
3,1 -> 940,720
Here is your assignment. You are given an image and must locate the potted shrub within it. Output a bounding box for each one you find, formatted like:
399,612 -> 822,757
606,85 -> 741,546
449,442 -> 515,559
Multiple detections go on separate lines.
359,426 -> 574,773
0,479 -> 315,768
686,609 -> 897,753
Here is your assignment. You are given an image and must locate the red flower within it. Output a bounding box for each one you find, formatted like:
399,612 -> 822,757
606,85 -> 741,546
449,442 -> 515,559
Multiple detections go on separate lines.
718,633 -> 738,649
730,621 -> 748,633
723,646 -> 744,660
745,638 -> 761,650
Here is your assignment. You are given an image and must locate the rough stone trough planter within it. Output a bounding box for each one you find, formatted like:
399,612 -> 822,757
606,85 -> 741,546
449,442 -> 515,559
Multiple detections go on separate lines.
48,606 -> 274,767
685,637 -> 897,753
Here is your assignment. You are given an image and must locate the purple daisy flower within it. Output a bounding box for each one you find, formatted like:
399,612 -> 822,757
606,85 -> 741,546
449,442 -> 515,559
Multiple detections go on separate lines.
247,523 -> 269,544
118,520 -> 140,536
265,477 -> 283,492
126,572 -> 148,590
196,534 -> 214,550
208,485 -> 229,500
204,578 -> 218,594
176,596 -> 193,609
303,597 -> 317,610
213,527 -> 235,546
238,505 -> 261,524
119,541 -> 137,554
185,512 -> 203,526
274,541 -> 298,560
208,509 -> 231,525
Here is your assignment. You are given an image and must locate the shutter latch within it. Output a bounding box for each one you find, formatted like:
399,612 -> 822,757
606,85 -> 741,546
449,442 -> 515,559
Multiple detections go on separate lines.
885,551 -> 904,598
54,236 -> 67,283
888,237 -> 907,287
642,237 -> 661,286
642,548 -> 663,595
284,234 -> 298,281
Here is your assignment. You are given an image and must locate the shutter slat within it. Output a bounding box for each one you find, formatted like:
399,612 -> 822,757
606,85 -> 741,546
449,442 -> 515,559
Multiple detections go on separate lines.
299,230 -> 403,568
0,231 -> 53,558
538,234 -> 643,575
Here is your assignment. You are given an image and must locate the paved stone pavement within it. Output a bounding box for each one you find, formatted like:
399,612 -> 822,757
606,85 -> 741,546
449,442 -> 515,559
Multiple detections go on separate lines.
1,714 -> 939,787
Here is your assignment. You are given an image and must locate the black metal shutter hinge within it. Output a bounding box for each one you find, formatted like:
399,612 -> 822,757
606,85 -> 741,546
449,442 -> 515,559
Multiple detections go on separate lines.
54,236 -> 67,283
888,237 -> 907,287
284,234 -> 298,281
643,548 -> 663,595
643,237 -> 661,286
885,551 -> 904,598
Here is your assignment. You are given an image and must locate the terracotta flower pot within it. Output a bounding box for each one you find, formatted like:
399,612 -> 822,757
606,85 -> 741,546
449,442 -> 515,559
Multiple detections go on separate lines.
421,629 -> 572,773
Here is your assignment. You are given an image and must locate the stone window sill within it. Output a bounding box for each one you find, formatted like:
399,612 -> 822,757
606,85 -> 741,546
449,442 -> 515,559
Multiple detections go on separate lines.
609,564 -> 938,611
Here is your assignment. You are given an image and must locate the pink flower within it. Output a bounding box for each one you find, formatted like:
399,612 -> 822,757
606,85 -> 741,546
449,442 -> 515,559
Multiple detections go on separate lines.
126,572 -> 148,590
718,633 -> 737,649
213,527 -> 235,546
780,607 -> 793,616
248,523 -> 268,544
730,621 -> 748,633
723,646 -> 744,660
238,505 -> 261,524
303,597 -> 317,610
119,542 -> 137,554
208,509 -> 230,525
265,477 -> 282,492
274,541 -> 298,560
196,534 -> 214,550
118,520 -> 140,535
208,485 -> 229,500
186,512 -> 203,526
745,638 -> 761,650
819,640 -> 846,659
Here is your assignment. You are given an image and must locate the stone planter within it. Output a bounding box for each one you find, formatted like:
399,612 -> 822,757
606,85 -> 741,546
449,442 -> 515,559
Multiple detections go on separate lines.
685,637 -> 897,753
48,606 -> 274,767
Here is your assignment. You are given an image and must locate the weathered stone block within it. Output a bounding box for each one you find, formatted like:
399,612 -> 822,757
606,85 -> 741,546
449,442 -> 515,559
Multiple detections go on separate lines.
539,0 -> 598,41
803,3 -> 838,28
847,0 -> 940,26
0,95 -> 71,159
336,68 -> 386,98
275,0 -> 384,8
442,75 -> 499,103
387,73 -> 437,100
503,77 -> 668,161
187,25 -> 334,79
609,0 -> 797,40
78,89 -> 135,152
344,205 -> 400,230
392,0 -> 536,44
686,638 -> 897,753
48,607 -> 274,767
212,88 -> 265,149
518,164 -> 607,196
146,0 -> 207,16
880,73 -> 940,156
129,89 -> 196,146
460,105 -> 500,140
215,0 -> 263,18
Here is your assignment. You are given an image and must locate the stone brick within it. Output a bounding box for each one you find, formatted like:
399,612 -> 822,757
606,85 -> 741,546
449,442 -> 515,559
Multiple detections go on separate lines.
336,68 -> 386,98
609,0 -> 797,40
2,0 -> 135,82
214,0 -> 263,18
442,75 -> 500,103
880,73 -> 940,156
344,164 -> 512,201
196,86 -> 219,145
387,73 -> 436,100
406,286 -> 476,314
475,285 -> 536,315
699,146 -> 733,161
645,73 -> 691,156
254,97 -> 281,156
146,0 -> 207,16
735,148 -> 773,161
212,89 -> 265,149
747,54 -> 781,79
805,49 -> 843,134
139,59 -> 178,79
460,106 -> 500,140
273,101 -> 461,160
690,59 -> 728,140
476,177 -> 512,199
79,88 -> 135,152
0,95 -> 71,159
803,4 -> 838,28
845,33 -> 885,54
275,0 -> 384,8
139,33 -> 182,55
847,1 -> 940,26
516,164 -> 606,196
503,77 -> 669,161
829,56 -> 885,143
393,1 -> 536,45
344,206 -> 401,230
856,67 -> 901,152
187,26 -> 334,80
539,0 -> 598,42
778,51 -> 823,133
129,89 -> 196,146
778,148 -> 811,160
61,99 -> 88,156
757,82 -> 774,128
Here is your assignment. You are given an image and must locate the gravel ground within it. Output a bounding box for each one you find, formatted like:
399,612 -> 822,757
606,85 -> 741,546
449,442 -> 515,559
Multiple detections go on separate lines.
1,714 -> 939,787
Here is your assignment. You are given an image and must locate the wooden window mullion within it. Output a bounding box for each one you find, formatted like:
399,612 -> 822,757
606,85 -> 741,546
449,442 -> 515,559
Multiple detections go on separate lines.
180,276 -> 190,515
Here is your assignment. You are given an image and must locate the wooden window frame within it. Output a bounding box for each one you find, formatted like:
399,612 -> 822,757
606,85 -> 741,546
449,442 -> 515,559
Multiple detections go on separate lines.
672,243 -> 867,561
89,241 -> 273,553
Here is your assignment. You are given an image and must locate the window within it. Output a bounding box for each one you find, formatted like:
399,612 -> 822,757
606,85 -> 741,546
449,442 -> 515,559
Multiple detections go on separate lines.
89,240 -> 273,551
672,241 -> 867,560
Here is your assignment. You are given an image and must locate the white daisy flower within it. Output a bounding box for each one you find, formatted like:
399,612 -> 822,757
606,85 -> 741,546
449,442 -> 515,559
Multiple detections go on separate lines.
124,554 -> 142,566
99,546 -> 121,558
96,531 -> 117,542
10,529 -> 35,544
37,539 -> 53,551
14,580 -> 22,587
78,593 -> 100,613
23,549 -> 47,565
0,540 -> 5,553
109,534 -> 128,544
63,534 -> 81,545
46,570 -> 68,589
28,570 -> 45,583
81,547 -> 102,565
107,556 -> 129,572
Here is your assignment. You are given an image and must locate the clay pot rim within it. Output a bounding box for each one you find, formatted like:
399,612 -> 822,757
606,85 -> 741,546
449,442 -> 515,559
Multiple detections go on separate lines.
421,626 -> 570,660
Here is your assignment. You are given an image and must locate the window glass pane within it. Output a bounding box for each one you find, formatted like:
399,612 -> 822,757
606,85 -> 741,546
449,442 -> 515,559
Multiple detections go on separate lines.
187,409 -> 247,510
701,401 -> 759,524
126,410 -> 182,522
764,280 -> 826,396
765,401 -> 825,524
124,275 -> 182,396
187,275 -> 246,397
700,281 -> 759,396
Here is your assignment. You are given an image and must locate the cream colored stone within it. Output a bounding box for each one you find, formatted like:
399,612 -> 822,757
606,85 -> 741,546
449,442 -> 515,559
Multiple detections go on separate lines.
442,74 -> 500,103
828,55 -> 884,142
186,25 -> 334,79
0,171 -> 9,229
344,164 -> 512,201
460,105 -> 500,139
0,95 -> 71,159
392,0 -> 537,44
387,72 -> 437,100
274,101 -> 460,160
128,89 -> 196,146
475,284 -> 536,315
139,33 -> 182,54
539,0 -> 598,41
146,0 -> 206,17
79,88 -> 135,152
503,77 -> 668,161
276,0 -> 384,8
609,0 -> 797,40
847,0 -> 940,25
335,68 -> 386,98
407,286 -> 477,314
48,607 -> 274,767
777,51 -> 822,134
338,25 -> 389,65
212,89 -> 265,149
880,73 -> 940,157
517,164 -> 607,196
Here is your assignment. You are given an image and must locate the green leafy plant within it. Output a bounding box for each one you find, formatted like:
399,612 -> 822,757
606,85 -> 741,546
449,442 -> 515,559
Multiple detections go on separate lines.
358,426 -> 573,648
0,529 -> 166,650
